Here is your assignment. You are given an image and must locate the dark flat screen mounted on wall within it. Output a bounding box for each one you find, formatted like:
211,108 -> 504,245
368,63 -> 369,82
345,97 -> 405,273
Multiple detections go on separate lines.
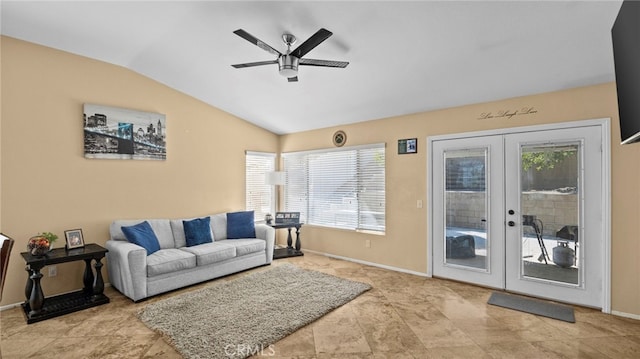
612,0 -> 640,144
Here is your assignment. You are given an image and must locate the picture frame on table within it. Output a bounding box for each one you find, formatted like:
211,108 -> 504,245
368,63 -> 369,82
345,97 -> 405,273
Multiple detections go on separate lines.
275,212 -> 300,224
64,229 -> 85,249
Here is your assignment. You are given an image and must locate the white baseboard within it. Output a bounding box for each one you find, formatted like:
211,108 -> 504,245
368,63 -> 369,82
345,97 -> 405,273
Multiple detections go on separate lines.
611,310 -> 640,320
303,249 -> 429,278
0,302 -> 22,312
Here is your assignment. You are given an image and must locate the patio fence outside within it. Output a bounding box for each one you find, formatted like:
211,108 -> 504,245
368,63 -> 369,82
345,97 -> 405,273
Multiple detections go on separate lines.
445,191 -> 577,237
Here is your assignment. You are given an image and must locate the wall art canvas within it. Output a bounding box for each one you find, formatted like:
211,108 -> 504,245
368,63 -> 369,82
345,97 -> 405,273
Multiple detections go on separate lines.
84,104 -> 166,160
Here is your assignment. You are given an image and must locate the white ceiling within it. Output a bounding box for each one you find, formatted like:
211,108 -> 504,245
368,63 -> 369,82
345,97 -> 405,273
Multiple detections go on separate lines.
1,1 -> 623,134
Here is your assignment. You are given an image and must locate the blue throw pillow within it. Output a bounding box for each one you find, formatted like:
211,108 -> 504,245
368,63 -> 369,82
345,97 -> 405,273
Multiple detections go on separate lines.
121,221 -> 161,255
183,217 -> 213,247
227,211 -> 256,239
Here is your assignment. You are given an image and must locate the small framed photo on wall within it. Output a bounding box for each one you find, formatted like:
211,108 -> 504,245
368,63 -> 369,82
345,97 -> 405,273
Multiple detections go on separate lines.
64,229 -> 85,249
398,138 -> 418,154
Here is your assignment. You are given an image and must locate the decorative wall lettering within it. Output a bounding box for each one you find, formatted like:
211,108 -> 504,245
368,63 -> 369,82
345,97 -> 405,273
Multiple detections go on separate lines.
478,107 -> 538,120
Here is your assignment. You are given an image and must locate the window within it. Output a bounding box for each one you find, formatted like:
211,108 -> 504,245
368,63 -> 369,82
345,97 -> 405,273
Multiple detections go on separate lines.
282,143 -> 385,232
245,151 -> 276,221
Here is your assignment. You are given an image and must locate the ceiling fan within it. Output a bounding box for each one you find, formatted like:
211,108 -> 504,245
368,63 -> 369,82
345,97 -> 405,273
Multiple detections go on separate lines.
231,28 -> 349,82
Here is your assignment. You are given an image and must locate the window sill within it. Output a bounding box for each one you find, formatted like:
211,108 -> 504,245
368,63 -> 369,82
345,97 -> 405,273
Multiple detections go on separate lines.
303,224 -> 385,236
356,229 -> 385,236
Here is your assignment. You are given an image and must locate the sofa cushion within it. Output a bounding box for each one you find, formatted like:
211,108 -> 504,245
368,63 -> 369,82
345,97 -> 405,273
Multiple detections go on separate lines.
183,217 -> 213,247
170,216 -> 215,248
218,238 -> 266,257
121,221 -> 161,255
147,248 -> 196,277
111,219 -> 175,249
227,211 -> 256,239
180,242 -> 236,266
210,213 -> 227,240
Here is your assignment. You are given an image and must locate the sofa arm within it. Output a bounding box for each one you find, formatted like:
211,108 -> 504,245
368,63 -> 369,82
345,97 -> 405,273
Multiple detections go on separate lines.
105,240 -> 148,301
254,224 -> 275,263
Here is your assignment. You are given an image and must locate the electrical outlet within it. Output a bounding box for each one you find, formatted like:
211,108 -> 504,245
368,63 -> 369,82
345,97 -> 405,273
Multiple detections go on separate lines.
365,239 -> 371,248
417,200 -> 423,208
48,266 -> 57,277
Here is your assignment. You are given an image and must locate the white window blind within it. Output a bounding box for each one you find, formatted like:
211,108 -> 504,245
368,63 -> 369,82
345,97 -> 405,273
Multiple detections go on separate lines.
282,143 -> 385,232
245,151 -> 276,221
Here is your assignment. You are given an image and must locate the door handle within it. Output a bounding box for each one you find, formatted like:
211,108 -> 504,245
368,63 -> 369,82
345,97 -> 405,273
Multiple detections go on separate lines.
508,221 -> 516,227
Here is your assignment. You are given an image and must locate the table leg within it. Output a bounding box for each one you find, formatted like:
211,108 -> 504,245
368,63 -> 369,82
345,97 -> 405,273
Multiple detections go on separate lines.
295,225 -> 302,251
24,266 -> 34,301
286,228 -> 293,249
28,269 -> 44,316
93,258 -> 105,295
83,259 -> 94,293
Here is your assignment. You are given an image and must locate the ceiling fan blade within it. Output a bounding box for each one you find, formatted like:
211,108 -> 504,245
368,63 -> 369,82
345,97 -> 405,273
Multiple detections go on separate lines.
233,29 -> 282,56
291,28 -> 333,58
299,58 -> 349,68
288,76 -> 298,82
231,60 -> 278,68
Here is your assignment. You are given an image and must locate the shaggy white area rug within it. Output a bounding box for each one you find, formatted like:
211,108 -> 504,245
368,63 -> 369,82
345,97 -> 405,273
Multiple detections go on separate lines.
138,263 -> 371,359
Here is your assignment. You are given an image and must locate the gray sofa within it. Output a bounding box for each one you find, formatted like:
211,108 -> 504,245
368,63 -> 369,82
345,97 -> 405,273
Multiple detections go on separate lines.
105,213 -> 275,301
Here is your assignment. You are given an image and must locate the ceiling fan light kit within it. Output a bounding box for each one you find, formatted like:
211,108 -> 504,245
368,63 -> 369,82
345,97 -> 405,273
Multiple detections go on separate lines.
232,28 -> 349,82
278,55 -> 299,78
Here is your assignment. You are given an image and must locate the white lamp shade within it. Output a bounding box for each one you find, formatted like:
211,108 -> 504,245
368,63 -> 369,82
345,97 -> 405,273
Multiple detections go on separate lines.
265,171 -> 286,186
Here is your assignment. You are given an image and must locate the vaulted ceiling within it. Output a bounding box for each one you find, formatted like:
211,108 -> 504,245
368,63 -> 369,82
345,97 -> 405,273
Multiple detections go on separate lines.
1,1 -> 623,134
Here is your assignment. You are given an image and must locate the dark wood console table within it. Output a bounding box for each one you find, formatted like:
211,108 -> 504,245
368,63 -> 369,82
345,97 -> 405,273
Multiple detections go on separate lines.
269,223 -> 304,259
20,243 -> 109,324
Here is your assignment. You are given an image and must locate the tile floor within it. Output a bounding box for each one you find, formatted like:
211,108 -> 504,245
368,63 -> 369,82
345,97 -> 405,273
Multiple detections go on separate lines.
2,252 -> 640,358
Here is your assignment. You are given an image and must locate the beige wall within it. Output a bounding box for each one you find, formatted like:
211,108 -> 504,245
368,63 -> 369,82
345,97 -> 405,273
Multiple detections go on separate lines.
0,37 -> 3,231
280,82 -> 640,316
2,36 -> 639,317
0,37 -> 278,305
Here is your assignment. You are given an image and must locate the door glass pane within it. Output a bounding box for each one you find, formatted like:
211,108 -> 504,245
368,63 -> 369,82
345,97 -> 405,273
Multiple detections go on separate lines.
520,143 -> 579,285
444,148 -> 488,271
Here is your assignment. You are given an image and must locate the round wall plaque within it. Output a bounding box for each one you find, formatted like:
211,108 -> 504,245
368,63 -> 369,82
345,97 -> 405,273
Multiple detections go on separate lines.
333,130 -> 347,147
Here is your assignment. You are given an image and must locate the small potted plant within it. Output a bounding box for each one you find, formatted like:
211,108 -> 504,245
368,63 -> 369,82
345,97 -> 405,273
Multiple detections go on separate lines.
27,232 -> 58,256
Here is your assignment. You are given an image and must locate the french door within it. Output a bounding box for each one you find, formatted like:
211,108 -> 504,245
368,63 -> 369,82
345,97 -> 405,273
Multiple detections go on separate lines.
430,122 -> 607,308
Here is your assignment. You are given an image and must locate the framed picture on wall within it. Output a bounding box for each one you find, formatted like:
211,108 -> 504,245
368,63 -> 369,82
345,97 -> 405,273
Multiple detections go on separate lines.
398,138 -> 418,154
83,103 -> 167,161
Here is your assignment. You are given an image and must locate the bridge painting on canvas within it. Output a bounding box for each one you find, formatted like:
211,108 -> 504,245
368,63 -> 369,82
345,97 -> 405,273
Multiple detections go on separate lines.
83,104 -> 166,160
